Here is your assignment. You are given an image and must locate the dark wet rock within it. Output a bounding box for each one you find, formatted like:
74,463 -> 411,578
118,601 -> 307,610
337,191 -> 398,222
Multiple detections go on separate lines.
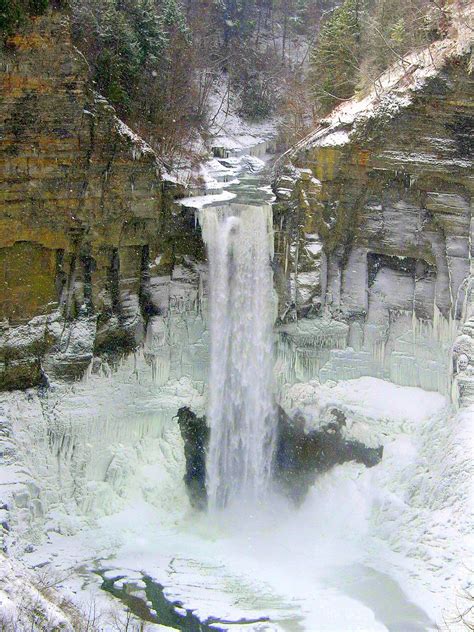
176,406 -> 382,507
176,407 -> 209,510
275,406 -> 383,502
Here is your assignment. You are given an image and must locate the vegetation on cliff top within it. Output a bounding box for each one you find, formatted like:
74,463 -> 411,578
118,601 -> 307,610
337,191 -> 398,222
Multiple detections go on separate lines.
309,0 -> 450,116
68,0 -> 334,162
0,0 -> 50,32
1,0 -> 453,161
71,0 -> 196,164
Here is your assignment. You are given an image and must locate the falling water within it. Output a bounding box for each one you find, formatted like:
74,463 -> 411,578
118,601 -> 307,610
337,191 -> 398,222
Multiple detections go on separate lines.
199,202 -> 277,510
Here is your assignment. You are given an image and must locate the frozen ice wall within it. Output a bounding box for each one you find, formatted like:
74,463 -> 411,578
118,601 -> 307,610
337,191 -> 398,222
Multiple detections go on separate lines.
1,265 -> 211,551
275,309 -> 458,395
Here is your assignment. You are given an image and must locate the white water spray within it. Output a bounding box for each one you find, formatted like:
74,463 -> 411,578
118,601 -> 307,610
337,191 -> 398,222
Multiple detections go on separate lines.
200,203 -> 277,510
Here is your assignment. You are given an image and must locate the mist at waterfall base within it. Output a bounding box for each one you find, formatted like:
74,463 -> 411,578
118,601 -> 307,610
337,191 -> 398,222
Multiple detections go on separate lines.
53,383 -> 443,632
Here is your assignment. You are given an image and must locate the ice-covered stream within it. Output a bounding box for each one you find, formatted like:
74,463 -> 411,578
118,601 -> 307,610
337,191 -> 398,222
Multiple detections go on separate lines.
1,140 -> 472,631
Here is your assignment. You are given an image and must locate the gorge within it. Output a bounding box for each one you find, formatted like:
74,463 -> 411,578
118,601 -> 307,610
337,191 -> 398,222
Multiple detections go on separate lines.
0,3 -> 473,631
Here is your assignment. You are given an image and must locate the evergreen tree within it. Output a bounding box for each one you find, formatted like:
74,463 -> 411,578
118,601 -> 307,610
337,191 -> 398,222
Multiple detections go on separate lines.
161,0 -> 189,38
219,0 -> 257,46
70,0 -> 201,164
358,0 -> 438,91
71,0 -> 169,113
1,0 -> 49,35
309,0 -> 362,115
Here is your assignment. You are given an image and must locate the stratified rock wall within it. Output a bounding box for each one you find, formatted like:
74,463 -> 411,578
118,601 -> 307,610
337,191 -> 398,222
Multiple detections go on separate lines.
0,12 -> 203,388
274,9 -> 473,397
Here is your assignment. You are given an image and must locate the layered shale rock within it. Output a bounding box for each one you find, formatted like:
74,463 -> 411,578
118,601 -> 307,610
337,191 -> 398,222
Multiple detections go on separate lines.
274,7 -> 473,397
0,12 -> 203,389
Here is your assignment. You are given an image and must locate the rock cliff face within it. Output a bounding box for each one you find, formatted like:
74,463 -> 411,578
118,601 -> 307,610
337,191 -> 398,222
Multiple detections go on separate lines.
0,12 -> 202,390
274,10 -> 473,400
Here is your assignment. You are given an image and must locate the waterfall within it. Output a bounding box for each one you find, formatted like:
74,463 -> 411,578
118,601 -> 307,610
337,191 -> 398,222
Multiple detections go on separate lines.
199,203 -> 277,510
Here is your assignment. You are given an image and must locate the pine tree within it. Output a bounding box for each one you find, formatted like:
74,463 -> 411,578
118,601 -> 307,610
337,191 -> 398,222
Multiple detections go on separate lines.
161,0 -> 189,38
219,0 -> 257,46
358,0 -> 437,91
309,0 -> 362,115
1,0 -> 50,35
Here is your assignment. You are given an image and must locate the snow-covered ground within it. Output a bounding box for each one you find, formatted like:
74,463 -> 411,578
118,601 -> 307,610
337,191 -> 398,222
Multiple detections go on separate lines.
3,376 -> 470,631
207,81 -> 279,156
